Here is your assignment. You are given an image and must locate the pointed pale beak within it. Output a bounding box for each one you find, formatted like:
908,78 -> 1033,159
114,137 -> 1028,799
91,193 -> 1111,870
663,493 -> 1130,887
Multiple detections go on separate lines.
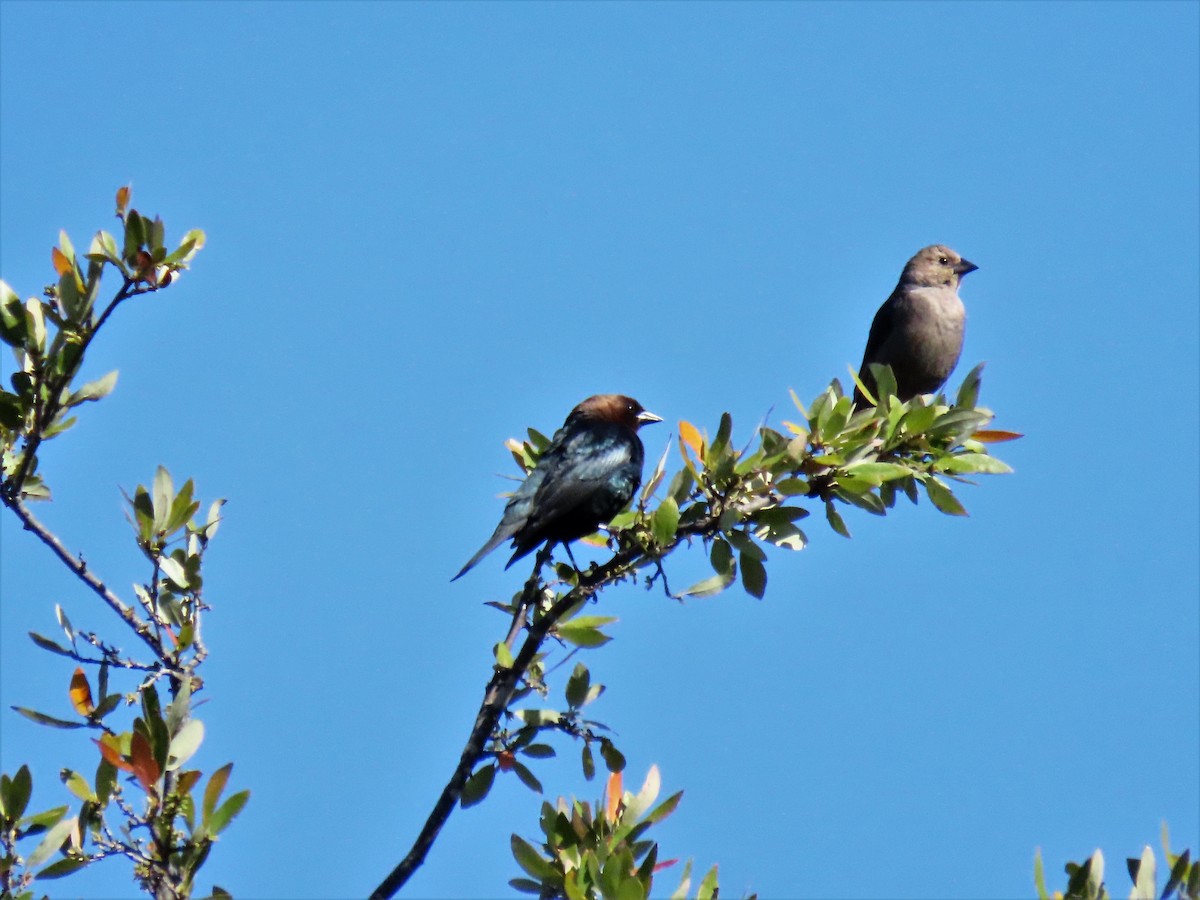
955,258 -> 979,276
637,410 -> 663,427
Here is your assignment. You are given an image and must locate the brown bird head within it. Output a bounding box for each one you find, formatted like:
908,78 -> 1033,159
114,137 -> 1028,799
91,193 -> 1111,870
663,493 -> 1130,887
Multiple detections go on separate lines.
901,244 -> 978,289
568,394 -> 663,431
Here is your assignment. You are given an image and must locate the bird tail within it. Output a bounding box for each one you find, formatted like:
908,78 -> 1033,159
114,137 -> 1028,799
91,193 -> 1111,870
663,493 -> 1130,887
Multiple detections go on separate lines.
451,524 -> 519,581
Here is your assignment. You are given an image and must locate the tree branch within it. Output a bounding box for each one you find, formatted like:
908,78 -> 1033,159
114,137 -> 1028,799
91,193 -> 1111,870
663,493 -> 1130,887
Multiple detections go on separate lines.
3,495 -> 165,659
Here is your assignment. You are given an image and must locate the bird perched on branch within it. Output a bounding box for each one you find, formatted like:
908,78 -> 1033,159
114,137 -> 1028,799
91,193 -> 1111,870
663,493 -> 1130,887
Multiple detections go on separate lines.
853,244 -> 978,406
453,394 -> 662,580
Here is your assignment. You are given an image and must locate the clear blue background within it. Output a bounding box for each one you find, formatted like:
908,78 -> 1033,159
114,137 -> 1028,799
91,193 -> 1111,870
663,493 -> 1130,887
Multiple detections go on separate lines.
2,2 -> 1197,897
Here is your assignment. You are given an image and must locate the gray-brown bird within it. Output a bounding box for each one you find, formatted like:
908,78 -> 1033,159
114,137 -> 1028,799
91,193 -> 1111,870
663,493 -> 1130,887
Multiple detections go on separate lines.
853,244 -> 978,407
453,394 -> 662,580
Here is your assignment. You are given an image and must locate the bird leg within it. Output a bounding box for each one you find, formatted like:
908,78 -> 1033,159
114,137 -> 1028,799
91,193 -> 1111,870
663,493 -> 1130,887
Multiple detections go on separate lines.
561,542 -> 584,579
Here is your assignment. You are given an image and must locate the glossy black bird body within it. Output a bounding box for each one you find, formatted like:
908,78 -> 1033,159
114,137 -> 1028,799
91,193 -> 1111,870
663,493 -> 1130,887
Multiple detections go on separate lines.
854,244 -> 978,407
453,394 -> 662,580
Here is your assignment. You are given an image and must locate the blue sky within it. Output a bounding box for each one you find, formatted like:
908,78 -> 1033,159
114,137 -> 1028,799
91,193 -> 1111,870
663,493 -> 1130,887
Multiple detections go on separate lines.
1,2 -> 1197,897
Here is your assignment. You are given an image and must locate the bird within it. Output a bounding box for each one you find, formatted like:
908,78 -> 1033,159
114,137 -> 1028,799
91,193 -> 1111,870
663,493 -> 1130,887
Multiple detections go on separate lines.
853,244 -> 978,407
453,394 -> 662,580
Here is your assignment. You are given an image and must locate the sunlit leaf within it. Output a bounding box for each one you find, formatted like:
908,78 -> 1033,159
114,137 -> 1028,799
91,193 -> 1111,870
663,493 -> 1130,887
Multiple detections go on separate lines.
68,668 -> 94,716
167,719 -> 205,770
26,814 -> 75,869
678,420 -> 703,459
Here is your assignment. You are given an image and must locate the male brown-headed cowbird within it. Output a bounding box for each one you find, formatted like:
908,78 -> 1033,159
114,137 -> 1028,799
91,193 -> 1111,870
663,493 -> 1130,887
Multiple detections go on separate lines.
853,244 -> 978,407
453,394 -> 662,580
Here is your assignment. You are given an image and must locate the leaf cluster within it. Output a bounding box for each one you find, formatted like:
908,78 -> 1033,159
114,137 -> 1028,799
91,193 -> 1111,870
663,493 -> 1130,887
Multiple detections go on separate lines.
1034,825 -> 1198,900
1,185 -> 204,502
1,190 -> 241,899
509,766 -> 732,900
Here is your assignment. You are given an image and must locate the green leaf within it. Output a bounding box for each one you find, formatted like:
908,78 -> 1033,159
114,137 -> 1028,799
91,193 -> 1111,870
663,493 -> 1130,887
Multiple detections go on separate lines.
19,804 -> 68,832
843,461 -> 911,484
651,496 -> 679,546
202,762 -> 232,824
208,790 -> 249,834
775,477 -> 809,495
740,552 -> 767,599
511,760 -> 543,794
509,877 -> 546,895
675,570 -> 735,599
581,743 -> 596,781
1,764 -> 33,821
152,465 -> 174,532
599,739 -> 625,773
494,641 -> 515,668
1162,849 -> 1190,898
28,632 -> 73,657
643,788 -> 683,827
515,709 -> 562,726
726,529 -> 765,561
159,555 -> 189,588
34,855 -> 88,880
26,814 -> 74,869
1033,848 -> 1049,900
164,478 -> 199,535
935,452 -> 1012,475
825,502 -> 851,538
13,707 -> 85,729
0,389 -> 23,428
94,758 -> 117,807
924,478 -> 968,516
866,363 -> 898,408
511,833 -> 556,880
565,663 -> 590,709
68,370 -> 118,406
695,864 -> 720,900
521,744 -> 556,759
956,362 -> 985,409
60,769 -> 95,803
556,623 -> 612,648
461,764 -> 496,808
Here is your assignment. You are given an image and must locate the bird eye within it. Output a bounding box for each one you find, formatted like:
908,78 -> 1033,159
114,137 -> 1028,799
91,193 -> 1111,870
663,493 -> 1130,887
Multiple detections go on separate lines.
938,256 -> 950,265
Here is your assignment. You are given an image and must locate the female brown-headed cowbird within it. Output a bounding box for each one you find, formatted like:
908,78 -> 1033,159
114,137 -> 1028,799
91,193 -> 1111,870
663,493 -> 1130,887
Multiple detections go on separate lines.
853,244 -> 978,406
453,394 -> 662,581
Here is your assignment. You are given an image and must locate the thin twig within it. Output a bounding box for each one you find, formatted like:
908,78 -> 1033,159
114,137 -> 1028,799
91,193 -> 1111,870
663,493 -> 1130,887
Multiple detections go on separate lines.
3,497 -> 164,659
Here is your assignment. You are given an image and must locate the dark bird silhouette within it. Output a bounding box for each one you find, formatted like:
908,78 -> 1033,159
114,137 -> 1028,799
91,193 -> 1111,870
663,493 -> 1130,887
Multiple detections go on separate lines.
853,244 -> 978,407
453,394 -> 662,580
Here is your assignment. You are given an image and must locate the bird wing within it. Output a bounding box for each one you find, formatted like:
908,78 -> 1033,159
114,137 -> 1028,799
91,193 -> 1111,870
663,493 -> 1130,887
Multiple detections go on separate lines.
522,434 -> 636,534
859,292 -> 897,371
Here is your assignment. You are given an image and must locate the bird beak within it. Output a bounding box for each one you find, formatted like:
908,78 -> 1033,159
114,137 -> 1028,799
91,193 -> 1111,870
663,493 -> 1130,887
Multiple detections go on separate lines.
636,410 -> 663,426
955,258 -> 979,276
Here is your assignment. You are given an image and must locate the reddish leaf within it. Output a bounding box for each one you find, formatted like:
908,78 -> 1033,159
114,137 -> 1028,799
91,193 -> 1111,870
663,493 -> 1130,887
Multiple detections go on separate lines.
130,731 -> 160,794
115,185 -> 131,216
496,750 -> 515,772
971,429 -> 1024,443
94,736 -> 134,773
